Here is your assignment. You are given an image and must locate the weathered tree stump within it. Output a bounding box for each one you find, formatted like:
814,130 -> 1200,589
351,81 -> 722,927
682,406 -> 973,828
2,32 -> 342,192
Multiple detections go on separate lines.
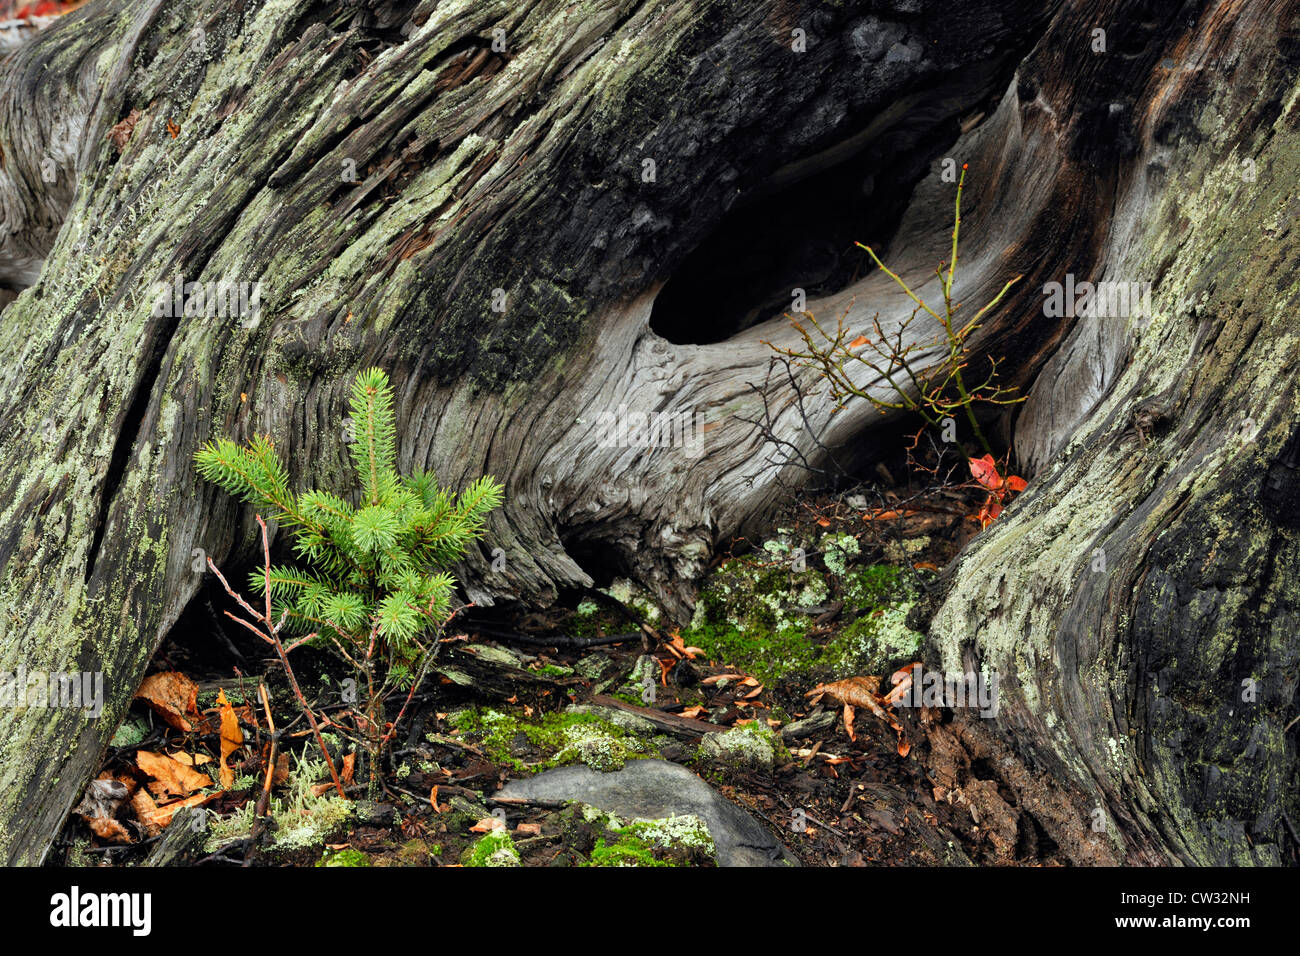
0,0 -> 1294,866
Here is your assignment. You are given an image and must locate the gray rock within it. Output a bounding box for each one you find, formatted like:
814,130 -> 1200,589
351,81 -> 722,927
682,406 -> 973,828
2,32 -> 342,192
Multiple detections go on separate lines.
498,759 -> 797,867
574,651 -> 618,681
698,723 -> 778,773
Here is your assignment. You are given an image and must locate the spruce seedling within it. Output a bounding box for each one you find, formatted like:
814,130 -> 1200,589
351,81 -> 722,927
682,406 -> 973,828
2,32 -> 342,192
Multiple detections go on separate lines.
196,368 -> 504,789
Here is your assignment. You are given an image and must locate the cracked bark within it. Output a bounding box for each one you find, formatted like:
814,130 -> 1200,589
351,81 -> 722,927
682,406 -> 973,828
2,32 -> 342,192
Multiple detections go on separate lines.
0,0 -> 1294,867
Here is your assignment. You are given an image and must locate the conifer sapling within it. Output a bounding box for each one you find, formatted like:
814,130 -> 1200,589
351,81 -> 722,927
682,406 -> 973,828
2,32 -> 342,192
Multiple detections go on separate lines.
195,367 -> 504,788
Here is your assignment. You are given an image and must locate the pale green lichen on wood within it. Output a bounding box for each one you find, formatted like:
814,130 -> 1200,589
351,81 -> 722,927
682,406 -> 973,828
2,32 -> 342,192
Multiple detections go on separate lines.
929,63 -> 1300,864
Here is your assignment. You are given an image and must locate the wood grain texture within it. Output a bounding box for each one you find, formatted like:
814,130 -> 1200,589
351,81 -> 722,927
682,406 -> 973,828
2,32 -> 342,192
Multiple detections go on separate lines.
0,0 -> 1294,869
0,0 -> 1052,863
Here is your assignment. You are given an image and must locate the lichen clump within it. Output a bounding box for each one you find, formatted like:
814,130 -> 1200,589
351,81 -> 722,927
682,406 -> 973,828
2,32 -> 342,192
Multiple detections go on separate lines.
698,721 -> 788,773
568,805 -> 716,867
205,757 -> 353,855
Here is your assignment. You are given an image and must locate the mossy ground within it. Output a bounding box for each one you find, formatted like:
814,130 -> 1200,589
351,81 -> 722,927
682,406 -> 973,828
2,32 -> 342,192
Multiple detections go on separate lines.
447,707 -> 658,773
565,805 -> 716,867
64,480 -> 980,869
204,756 -> 353,858
681,531 -> 926,687
462,829 -> 520,867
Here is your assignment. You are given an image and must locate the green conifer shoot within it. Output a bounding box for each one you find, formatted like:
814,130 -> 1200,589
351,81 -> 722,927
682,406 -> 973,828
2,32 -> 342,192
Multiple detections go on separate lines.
195,367 -> 503,784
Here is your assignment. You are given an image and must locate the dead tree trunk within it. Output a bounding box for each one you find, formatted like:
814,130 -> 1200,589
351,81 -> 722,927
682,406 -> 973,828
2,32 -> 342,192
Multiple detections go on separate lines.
0,0 -> 1293,866
927,0 -> 1300,866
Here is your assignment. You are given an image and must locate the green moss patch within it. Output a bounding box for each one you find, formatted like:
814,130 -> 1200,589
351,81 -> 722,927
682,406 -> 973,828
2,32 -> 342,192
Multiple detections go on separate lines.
682,534 -> 925,684
317,848 -> 369,867
447,707 -> 656,773
563,805 -> 716,867
463,829 -> 520,867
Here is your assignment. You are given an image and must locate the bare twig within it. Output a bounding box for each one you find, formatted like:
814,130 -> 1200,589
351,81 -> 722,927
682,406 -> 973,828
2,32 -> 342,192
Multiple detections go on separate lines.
206,516 -> 346,799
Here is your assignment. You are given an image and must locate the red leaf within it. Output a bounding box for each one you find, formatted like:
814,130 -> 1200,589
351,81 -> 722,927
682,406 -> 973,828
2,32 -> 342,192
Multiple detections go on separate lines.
1004,475 -> 1028,493
969,454 -> 1002,491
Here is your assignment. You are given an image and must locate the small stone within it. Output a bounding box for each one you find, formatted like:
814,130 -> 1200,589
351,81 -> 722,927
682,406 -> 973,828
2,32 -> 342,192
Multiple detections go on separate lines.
574,651 -> 618,681
447,795 -> 489,820
352,800 -> 397,829
698,723 -> 778,773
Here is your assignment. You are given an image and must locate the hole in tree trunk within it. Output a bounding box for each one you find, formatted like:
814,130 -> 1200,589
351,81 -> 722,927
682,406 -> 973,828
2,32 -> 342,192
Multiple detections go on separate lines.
560,534 -> 629,591
649,110 -> 965,346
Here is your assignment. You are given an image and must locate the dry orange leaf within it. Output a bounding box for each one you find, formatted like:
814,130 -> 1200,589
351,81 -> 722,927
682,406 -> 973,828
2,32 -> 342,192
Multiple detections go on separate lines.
514,822 -> 542,837
702,673 -> 745,685
134,671 -> 199,732
848,335 -> 869,348
969,453 -> 1002,491
136,750 -> 212,797
863,508 -> 919,522
883,665 -> 918,707
470,817 -> 505,833
88,817 -> 132,844
129,789 -> 163,837
271,751 -> 291,787
664,633 -> 701,660
106,108 -> 141,152
809,675 -> 908,739
807,676 -> 880,708
216,688 -> 243,789
145,793 -> 216,829
341,752 -> 356,785
169,750 -> 212,767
